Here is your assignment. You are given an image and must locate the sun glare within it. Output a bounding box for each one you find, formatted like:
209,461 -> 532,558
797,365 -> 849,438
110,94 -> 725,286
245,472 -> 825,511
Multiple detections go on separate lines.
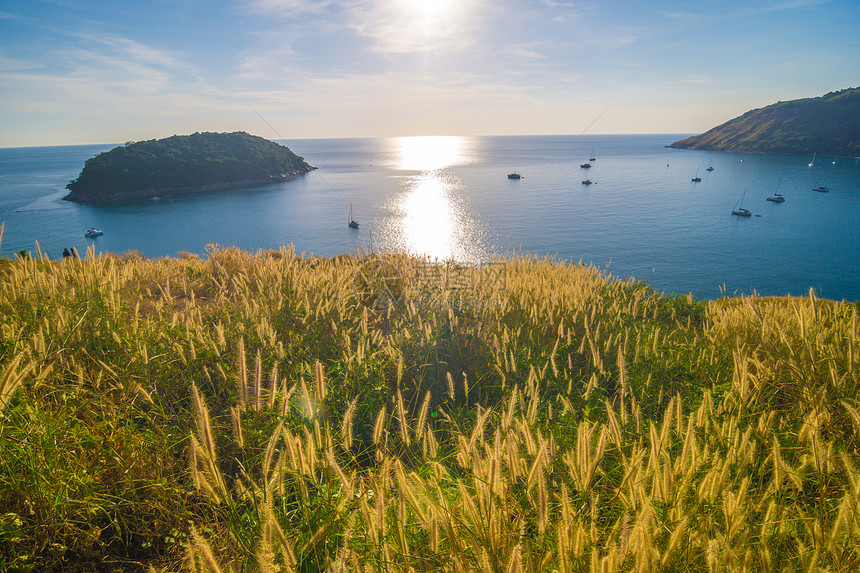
401,0 -> 455,21
376,135 -> 490,262
383,169 -> 489,262
401,172 -> 458,259
384,0 -> 466,51
393,136 -> 467,172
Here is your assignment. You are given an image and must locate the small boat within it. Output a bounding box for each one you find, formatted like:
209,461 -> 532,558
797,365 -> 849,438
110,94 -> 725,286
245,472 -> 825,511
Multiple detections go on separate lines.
766,178 -> 785,202
732,191 -> 752,217
589,146 -> 596,162
691,168 -> 701,182
348,204 -> 359,229
812,171 -> 830,192
808,152 -> 816,167
580,162 -> 591,169
507,173 -> 521,179
581,179 -> 593,185
84,228 -> 103,238
706,159 -> 714,172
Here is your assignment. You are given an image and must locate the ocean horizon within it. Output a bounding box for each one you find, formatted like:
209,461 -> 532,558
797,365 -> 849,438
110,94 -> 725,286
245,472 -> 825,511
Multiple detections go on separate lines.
1,134 -> 858,301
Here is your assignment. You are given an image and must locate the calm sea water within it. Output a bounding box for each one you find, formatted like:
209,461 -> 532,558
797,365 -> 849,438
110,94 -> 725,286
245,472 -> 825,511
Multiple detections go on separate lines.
1,135 -> 858,301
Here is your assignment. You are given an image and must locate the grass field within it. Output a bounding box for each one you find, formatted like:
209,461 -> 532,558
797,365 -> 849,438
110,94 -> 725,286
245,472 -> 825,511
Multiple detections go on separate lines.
1,233 -> 859,571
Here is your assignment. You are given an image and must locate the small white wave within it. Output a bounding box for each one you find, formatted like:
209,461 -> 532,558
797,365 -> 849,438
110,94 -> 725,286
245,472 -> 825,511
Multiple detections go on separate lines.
13,189 -> 70,212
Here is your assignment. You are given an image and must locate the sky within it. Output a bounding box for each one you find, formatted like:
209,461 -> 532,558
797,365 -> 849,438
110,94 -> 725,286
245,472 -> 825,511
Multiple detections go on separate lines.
1,0 -> 858,147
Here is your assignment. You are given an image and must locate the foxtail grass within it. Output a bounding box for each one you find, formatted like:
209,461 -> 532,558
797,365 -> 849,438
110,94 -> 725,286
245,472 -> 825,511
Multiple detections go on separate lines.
0,245 -> 858,571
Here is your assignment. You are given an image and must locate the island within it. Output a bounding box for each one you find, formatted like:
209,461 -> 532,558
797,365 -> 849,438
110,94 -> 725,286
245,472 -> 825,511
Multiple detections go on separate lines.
63,131 -> 314,205
668,87 -> 860,157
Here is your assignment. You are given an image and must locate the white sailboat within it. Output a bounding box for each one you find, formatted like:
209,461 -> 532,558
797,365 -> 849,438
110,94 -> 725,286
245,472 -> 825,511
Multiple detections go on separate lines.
766,178 -> 785,202
589,146 -> 596,162
813,163 -> 833,192
348,204 -> 359,228
732,191 -> 752,216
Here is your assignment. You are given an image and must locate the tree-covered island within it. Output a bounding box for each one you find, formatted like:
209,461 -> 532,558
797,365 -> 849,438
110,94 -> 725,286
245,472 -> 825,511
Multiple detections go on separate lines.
64,131 -> 314,205
669,87 -> 860,157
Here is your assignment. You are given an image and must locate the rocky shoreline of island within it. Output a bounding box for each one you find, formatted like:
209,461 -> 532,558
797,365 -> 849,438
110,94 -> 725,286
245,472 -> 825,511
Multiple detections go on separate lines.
63,167 -> 313,206
63,131 -> 315,206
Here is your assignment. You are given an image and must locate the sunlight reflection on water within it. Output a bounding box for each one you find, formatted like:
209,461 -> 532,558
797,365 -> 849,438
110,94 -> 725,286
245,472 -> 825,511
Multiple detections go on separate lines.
379,136 -> 491,262
392,135 -> 470,171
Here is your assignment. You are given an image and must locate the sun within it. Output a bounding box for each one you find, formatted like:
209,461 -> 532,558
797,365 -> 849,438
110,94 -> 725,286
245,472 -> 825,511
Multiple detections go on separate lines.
385,0 -> 467,51
400,0 -> 455,22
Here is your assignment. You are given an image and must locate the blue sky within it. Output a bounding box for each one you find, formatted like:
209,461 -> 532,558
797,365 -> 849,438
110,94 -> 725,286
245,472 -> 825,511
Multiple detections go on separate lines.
1,0 -> 857,146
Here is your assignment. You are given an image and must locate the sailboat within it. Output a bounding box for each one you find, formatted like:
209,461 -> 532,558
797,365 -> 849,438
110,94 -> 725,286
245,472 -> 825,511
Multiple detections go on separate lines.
808,153 -> 816,167
732,191 -> 752,216
706,159 -> 714,172
348,204 -> 359,228
691,168 -> 701,182
589,146 -> 596,162
766,178 -> 785,202
813,169 -> 831,192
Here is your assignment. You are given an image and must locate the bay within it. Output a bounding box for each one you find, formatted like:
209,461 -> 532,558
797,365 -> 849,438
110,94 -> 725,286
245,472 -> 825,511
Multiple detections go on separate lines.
1,134 -> 858,301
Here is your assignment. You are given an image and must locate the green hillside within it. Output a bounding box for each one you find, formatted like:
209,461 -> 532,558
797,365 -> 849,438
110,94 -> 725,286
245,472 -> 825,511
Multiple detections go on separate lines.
1,246 -> 859,571
669,88 -> 860,157
64,132 -> 313,205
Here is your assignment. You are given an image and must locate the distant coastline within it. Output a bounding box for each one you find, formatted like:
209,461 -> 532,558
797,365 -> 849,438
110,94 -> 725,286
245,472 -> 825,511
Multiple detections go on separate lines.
669,87 -> 860,157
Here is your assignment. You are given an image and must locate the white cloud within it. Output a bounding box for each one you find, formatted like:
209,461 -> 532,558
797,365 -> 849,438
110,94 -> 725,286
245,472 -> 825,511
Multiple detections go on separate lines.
71,32 -> 190,74
0,51 -> 39,72
240,0 -> 487,55
242,0 -> 336,15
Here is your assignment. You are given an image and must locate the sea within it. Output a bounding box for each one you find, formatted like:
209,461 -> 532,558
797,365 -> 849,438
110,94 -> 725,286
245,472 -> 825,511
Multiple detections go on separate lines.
1,134 -> 858,301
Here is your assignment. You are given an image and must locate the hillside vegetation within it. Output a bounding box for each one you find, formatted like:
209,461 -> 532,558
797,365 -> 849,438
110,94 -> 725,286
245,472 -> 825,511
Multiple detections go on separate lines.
1,236 -> 859,571
669,88 -> 860,157
64,132 -> 313,205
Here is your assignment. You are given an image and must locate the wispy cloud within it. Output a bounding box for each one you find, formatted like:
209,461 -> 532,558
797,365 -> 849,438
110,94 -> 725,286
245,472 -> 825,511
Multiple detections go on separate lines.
0,51 -> 39,72
72,32 -> 189,74
345,2 -> 478,54
758,0 -> 831,11
242,0 -> 487,55
241,0 -> 336,16
0,10 -> 33,22
662,0 -> 832,23
502,43 -> 547,61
